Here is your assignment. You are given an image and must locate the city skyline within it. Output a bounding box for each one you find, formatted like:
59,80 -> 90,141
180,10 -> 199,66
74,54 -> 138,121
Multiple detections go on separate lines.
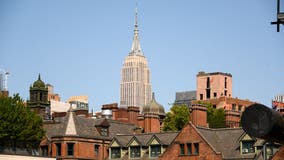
1,0 -> 284,112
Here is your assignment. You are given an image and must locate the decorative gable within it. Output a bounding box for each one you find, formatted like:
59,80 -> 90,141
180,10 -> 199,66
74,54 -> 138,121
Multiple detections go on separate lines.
110,139 -> 120,147
242,134 -> 253,141
147,135 -> 161,146
128,137 -> 140,146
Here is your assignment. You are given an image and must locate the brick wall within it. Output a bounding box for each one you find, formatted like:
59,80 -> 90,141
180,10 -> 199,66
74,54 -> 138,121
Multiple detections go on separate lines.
160,123 -> 222,160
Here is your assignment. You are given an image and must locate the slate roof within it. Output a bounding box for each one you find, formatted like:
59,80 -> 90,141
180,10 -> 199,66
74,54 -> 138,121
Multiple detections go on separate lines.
113,132 -> 179,147
44,111 -> 138,141
196,126 -> 256,159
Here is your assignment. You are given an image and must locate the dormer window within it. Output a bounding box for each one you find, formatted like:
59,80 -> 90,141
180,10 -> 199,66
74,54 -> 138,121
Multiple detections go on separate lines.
130,146 -> 141,158
101,128 -> 108,136
150,145 -> 161,157
241,140 -> 255,154
111,147 -> 121,159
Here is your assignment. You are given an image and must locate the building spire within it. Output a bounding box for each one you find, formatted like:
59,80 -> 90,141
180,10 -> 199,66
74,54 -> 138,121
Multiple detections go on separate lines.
38,73 -> 41,81
130,7 -> 142,55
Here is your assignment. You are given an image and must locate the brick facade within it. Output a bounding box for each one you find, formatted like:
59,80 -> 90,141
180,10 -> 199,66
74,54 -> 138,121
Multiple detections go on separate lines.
197,71 -> 232,100
160,123 -> 222,160
50,137 -> 109,160
191,104 -> 208,127
192,96 -> 255,128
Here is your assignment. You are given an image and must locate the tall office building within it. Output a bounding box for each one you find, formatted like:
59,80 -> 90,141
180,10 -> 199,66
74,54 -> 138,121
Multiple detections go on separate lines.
120,9 -> 152,112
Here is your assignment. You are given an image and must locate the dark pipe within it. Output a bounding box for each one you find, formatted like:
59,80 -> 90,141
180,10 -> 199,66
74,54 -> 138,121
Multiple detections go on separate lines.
241,103 -> 284,145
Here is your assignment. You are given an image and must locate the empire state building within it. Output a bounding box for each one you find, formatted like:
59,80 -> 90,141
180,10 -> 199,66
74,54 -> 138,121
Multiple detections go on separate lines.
120,9 -> 152,112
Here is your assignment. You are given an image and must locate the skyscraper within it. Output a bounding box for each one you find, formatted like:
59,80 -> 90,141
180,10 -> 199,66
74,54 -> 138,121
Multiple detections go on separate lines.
120,8 -> 152,112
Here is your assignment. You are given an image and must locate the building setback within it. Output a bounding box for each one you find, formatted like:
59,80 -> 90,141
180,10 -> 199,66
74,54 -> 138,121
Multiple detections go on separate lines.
120,8 -> 152,111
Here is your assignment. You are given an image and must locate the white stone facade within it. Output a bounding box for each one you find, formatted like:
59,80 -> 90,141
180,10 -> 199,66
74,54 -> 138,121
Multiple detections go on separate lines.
120,9 -> 152,112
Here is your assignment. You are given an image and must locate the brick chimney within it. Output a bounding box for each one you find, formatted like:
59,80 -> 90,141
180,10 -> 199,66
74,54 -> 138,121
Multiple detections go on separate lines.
191,104 -> 208,127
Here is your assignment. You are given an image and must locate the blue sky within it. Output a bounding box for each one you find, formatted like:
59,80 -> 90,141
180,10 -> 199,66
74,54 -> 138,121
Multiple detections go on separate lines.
1,0 -> 283,112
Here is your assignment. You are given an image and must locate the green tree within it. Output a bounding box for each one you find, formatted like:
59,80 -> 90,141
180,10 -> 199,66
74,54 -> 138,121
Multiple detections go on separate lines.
206,104 -> 225,128
0,94 -> 45,150
162,104 -> 190,131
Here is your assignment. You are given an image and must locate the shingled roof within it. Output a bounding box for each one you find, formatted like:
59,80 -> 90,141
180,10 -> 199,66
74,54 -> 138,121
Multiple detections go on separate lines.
44,111 -> 139,141
196,126 -> 257,159
112,132 -> 179,148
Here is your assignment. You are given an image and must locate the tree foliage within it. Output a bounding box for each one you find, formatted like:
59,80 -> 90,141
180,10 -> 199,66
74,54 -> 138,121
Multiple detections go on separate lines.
0,94 -> 45,149
205,103 -> 226,128
162,104 -> 190,131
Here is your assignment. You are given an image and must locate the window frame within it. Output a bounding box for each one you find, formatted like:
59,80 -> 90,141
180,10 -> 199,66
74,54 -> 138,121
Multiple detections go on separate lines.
150,145 -> 161,157
67,143 -> 74,156
187,143 -> 192,155
111,147 -> 121,159
55,143 -> 61,157
179,144 -> 185,155
130,146 -> 141,158
241,140 -> 255,154
193,143 -> 199,155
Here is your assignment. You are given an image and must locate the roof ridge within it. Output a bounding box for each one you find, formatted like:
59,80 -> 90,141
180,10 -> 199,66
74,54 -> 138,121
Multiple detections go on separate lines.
196,126 -> 242,131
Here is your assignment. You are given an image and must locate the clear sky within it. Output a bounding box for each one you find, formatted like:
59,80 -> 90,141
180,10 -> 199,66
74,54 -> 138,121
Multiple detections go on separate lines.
1,0 -> 283,112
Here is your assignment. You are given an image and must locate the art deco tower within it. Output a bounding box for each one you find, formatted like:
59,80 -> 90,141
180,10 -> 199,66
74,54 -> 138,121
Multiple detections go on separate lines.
120,9 -> 152,112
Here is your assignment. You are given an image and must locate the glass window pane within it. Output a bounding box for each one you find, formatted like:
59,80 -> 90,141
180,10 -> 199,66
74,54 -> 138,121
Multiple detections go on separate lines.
130,146 -> 140,158
180,144 -> 185,155
111,147 -> 121,158
150,145 -> 161,157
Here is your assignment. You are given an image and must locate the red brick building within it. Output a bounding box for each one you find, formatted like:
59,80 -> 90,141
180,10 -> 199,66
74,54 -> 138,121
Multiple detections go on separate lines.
41,110 -> 139,159
192,96 -> 255,128
160,122 -> 278,160
196,71 -> 232,100
100,93 -> 165,133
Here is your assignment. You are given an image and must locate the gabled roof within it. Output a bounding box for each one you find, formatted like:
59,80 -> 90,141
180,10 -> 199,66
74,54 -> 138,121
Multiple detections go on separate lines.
113,135 -> 133,147
44,111 -> 104,140
110,132 -> 179,148
127,136 -> 142,146
94,118 -> 139,137
196,126 -> 256,159
45,112 -> 138,141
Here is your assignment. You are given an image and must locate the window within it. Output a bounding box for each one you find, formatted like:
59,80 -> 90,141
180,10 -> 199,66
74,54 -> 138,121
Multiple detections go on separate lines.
225,77 -> 227,89
130,146 -> 140,158
238,105 -> 242,111
242,141 -> 255,154
193,143 -> 199,155
187,143 -> 192,155
101,128 -> 108,136
94,144 -> 99,154
232,104 -> 236,111
56,143 -> 61,156
150,145 -> 161,157
206,89 -> 210,99
111,147 -> 121,159
214,92 -> 217,98
41,146 -> 48,157
224,90 -> 227,96
180,144 -> 185,155
206,77 -> 210,88
67,143 -> 74,156
200,94 -> 203,100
